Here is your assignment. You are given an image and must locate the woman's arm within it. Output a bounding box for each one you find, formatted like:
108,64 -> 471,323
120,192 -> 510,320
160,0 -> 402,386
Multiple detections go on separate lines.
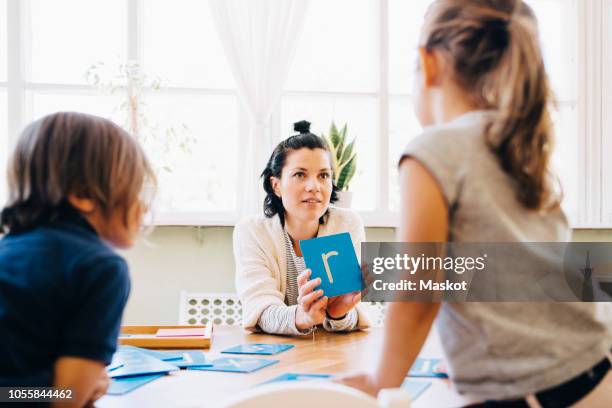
258,304 -> 305,335
323,308 -> 358,331
339,158 -> 448,395
233,219 -> 286,331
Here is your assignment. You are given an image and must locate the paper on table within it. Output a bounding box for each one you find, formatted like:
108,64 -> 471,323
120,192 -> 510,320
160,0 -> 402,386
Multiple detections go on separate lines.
188,357 -> 279,373
107,374 -> 165,395
221,343 -> 294,356
156,328 -> 206,337
108,349 -> 179,378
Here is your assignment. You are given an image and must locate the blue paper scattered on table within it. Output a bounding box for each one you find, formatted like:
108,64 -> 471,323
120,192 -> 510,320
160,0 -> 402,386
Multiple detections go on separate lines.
259,373 -> 332,386
107,374 -> 165,395
408,358 -> 448,378
119,345 -> 183,361
188,357 -> 279,373
167,350 -> 212,368
222,343 -> 294,356
108,348 -> 179,378
401,380 -> 432,401
106,361 -> 124,372
299,232 -> 363,298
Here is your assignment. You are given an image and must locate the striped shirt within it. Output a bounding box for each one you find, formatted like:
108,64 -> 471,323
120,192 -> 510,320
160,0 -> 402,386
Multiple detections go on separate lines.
257,230 -> 358,335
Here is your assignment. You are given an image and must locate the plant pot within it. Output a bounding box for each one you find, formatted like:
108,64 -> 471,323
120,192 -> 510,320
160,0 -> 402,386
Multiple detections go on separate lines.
334,191 -> 353,208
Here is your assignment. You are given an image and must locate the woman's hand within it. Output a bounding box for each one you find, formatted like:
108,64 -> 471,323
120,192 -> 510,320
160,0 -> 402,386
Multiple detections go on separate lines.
295,269 -> 328,331
326,291 -> 360,319
327,262 -> 370,319
335,372 -> 381,397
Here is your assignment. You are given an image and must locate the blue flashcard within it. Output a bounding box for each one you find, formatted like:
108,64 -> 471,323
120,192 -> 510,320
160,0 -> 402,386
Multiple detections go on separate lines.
108,349 -> 179,378
119,345 -> 183,361
259,373 -> 332,386
188,357 -> 279,373
299,232 -> 363,298
401,380 -> 432,401
107,374 -> 165,395
408,358 -> 448,378
168,350 -> 212,368
106,362 -> 123,372
221,343 -> 294,356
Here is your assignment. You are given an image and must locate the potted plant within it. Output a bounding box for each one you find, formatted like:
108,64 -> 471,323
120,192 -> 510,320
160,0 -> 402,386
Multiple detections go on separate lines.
86,60 -> 196,210
323,122 -> 357,208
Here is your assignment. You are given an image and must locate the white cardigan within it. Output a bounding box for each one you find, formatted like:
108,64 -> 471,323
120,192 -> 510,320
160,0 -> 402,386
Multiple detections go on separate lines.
233,206 -> 372,332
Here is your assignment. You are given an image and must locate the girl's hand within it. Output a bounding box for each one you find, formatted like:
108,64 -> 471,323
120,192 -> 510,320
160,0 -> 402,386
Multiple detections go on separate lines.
295,269 -> 328,330
326,291 -> 361,319
335,372 -> 381,397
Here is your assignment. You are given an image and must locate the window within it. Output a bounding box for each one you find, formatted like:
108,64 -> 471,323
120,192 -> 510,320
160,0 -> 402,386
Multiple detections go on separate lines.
282,0 -> 582,225
602,0 -> 612,224
0,0 -> 608,227
1,0 -> 240,223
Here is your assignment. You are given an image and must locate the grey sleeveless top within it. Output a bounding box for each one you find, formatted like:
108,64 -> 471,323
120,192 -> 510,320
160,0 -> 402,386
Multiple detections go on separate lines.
400,110 -> 611,399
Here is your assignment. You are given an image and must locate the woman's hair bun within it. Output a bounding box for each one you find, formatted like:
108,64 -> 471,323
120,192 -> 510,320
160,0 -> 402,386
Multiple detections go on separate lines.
293,120 -> 311,134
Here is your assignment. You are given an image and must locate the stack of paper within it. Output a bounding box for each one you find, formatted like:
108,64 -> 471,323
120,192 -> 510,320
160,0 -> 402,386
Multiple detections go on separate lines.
106,346 -> 211,395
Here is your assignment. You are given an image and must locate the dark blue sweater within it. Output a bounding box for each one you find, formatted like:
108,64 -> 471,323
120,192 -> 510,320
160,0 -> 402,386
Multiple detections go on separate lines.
0,208 -> 130,386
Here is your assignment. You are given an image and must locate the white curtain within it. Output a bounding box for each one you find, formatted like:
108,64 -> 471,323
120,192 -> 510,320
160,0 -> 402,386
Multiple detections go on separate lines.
209,0 -> 310,216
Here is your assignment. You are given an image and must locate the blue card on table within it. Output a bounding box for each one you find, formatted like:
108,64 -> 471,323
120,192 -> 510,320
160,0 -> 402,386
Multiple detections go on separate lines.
106,362 -> 124,372
401,380 -> 432,401
221,343 -> 294,356
107,349 -> 179,378
119,345 -> 183,361
107,374 -> 165,395
408,358 -> 448,378
299,232 -> 363,298
259,373 -> 332,386
167,350 -> 212,368
188,357 -> 279,373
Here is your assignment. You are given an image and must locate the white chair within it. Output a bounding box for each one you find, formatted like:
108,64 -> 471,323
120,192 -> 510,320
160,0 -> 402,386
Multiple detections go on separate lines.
178,292 -> 386,327
178,291 -> 242,326
218,382 -> 412,408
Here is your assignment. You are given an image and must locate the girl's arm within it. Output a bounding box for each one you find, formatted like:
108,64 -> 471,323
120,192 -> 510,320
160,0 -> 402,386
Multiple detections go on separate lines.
52,356 -> 107,408
340,157 -> 448,395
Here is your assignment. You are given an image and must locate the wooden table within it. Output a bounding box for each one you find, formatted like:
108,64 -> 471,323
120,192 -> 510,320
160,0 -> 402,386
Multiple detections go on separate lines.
97,326 -> 473,408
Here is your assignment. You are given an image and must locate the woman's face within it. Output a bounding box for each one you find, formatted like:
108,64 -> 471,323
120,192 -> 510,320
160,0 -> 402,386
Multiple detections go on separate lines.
271,148 -> 333,224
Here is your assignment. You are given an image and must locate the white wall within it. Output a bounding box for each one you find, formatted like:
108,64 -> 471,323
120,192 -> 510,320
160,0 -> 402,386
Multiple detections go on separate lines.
121,227 -> 612,325
120,226 -> 395,324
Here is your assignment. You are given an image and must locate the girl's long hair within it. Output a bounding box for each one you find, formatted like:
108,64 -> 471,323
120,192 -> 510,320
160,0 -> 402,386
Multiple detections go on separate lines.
423,0 -> 560,210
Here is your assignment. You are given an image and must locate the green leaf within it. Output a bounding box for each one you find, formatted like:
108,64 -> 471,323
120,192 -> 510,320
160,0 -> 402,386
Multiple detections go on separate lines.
340,124 -> 348,144
335,123 -> 347,160
337,156 -> 356,190
335,149 -> 356,180
330,122 -> 341,149
338,138 -> 355,167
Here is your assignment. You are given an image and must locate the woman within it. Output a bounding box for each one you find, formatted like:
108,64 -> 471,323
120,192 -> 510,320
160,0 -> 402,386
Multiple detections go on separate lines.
234,121 -> 370,335
341,0 -> 612,406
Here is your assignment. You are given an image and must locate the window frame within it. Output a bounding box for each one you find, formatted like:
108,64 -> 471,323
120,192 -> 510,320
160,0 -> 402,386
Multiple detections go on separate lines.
1,0 -> 609,228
